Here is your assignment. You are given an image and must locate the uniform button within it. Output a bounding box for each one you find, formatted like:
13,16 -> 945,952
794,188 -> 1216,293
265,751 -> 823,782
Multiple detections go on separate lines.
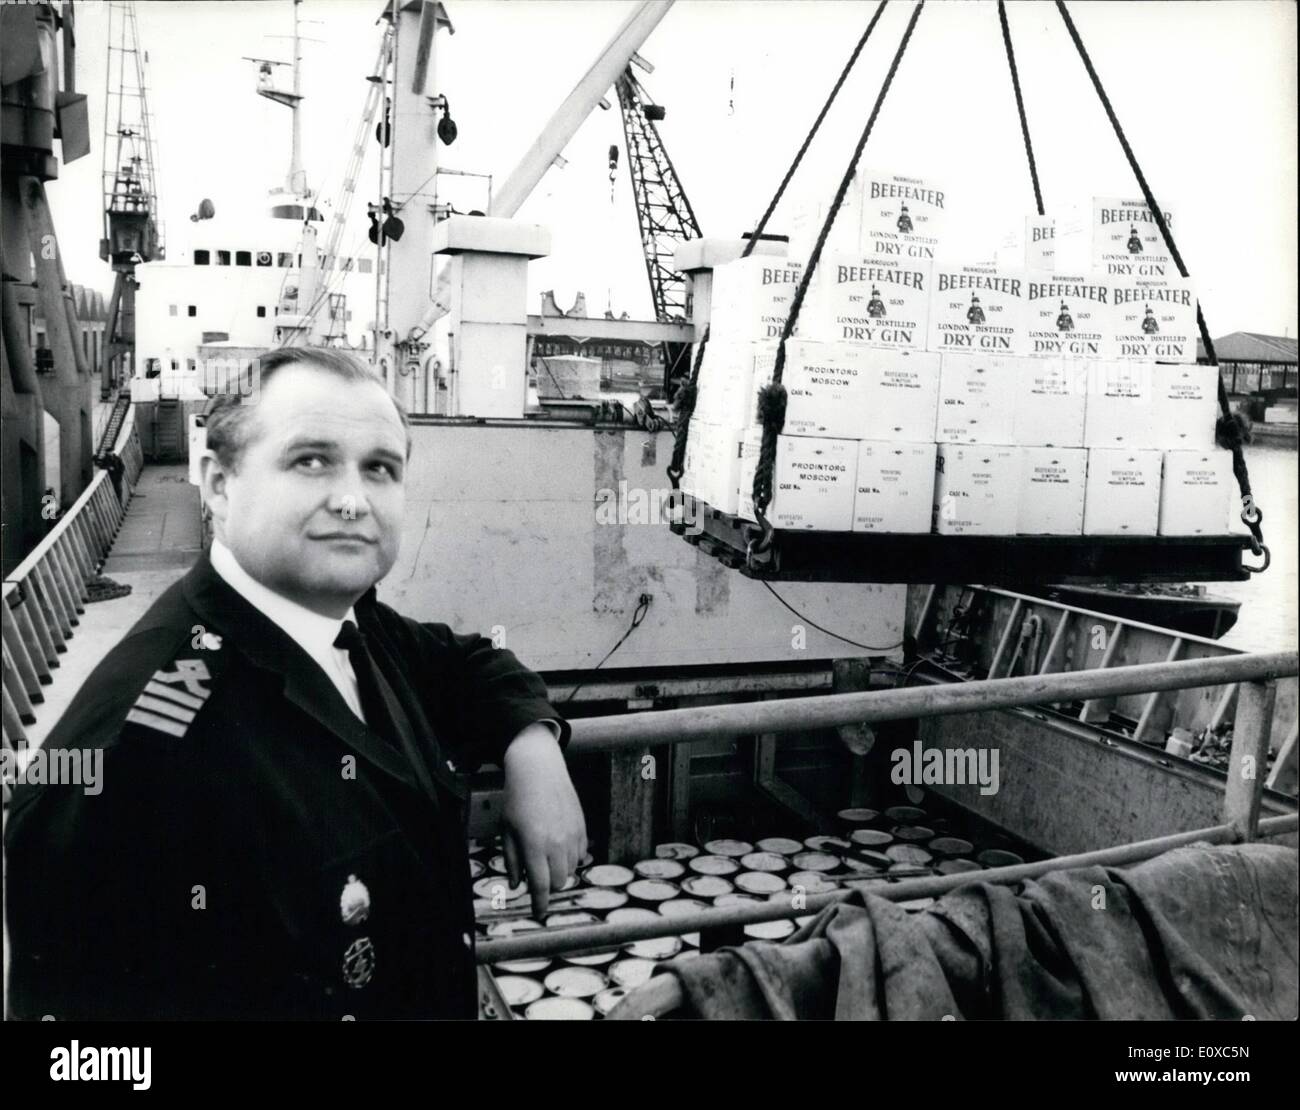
462,932 -> 473,949
446,760 -> 457,772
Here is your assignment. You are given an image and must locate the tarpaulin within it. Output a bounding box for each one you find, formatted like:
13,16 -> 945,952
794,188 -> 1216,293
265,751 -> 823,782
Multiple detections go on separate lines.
655,843 -> 1298,1020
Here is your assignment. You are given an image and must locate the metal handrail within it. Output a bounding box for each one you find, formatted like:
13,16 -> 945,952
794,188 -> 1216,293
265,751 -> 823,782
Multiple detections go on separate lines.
2,409 -> 143,752
565,650 -> 1298,753
2,471 -> 110,588
476,813 -> 1299,964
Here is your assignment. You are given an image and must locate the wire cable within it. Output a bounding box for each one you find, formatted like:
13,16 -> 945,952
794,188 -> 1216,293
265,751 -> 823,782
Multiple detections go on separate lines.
761,581 -> 903,653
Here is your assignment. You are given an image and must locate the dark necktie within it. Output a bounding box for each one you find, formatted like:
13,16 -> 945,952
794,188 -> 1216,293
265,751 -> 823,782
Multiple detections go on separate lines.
335,619 -> 438,803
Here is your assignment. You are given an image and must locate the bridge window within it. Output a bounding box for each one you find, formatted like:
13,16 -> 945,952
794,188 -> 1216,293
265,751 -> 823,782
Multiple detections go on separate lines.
169,304 -> 178,317
217,250 -> 231,266
194,250 -> 210,265
187,305 -> 197,317
277,252 -> 293,268
256,251 -> 272,267
256,306 -> 266,318
235,250 -> 252,267
358,258 -> 372,274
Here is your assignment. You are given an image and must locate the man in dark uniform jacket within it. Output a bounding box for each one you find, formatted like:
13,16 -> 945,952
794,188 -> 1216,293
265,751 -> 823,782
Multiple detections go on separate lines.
5,348 -> 587,1020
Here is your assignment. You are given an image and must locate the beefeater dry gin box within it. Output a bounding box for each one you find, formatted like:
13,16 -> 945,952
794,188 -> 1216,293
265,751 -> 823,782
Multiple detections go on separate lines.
1013,356 -> 1087,447
852,440 -> 937,534
1151,364 -> 1219,450
1092,197 -> 1177,278
787,175 -> 866,263
932,444 -> 1020,535
1084,359 -> 1156,448
1082,448 -> 1162,535
737,431 -> 857,531
1159,449 -> 1233,536
798,253 -> 931,350
1025,215 -> 1056,271
1016,446 -> 1087,535
770,338 -> 873,440
693,341 -> 774,430
860,168 -> 947,262
682,421 -> 746,517
934,352 -> 1017,445
927,264 -> 1028,356
1025,274 -> 1110,359
708,256 -> 806,342
1104,275 -> 1196,363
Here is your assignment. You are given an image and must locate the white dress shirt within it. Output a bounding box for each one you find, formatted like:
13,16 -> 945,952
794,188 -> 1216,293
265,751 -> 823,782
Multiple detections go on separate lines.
209,540 -> 563,753
209,539 -> 367,722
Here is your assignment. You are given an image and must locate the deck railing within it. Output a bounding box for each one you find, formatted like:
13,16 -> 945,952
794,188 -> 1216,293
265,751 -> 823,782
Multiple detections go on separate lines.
476,648 -> 1299,978
2,409 -> 144,756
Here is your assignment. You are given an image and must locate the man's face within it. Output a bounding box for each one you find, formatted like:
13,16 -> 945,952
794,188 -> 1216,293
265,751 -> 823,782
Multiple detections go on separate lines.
203,364 -> 408,617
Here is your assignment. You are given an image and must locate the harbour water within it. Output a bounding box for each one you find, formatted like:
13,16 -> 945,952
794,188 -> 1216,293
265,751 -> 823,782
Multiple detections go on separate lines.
1199,441 -> 1298,654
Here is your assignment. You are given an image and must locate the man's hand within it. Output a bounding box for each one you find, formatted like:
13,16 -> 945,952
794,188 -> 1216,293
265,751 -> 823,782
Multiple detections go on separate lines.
500,723 -> 587,919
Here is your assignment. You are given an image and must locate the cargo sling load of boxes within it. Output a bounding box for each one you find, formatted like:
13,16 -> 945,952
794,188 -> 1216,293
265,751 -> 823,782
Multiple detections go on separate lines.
681,172 -> 1226,543
670,0 -> 1268,584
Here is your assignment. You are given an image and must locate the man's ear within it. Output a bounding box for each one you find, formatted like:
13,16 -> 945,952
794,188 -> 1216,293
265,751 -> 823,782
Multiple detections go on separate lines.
199,450 -> 231,527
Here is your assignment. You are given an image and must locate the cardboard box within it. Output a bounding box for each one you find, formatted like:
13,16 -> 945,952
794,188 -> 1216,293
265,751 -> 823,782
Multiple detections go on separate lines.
1159,449 -> 1233,536
858,347 -> 941,442
1013,356 -> 1087,446
1091,197 -> 1177,278
852,441 -> 937,533
1083,359 -> 1156,447
859,168 -> 946,261
1082,448 -> 1162,535
927,264 -> 1028,356
935,352 -> 1017,444
1025,273 -> 1110,359
1151,364 -> 1219,450
737,431 -> 857,531
709,256 -> 806,342
1104,275 -> 1196,363
682,421 -> 746,516
1025,215 -> 1056,271
769,339 -> 873,439
933,444 -> 1019,535
694,341 -> 775,429
787,178 -> 865,263
798,253 -> 931,349
1016,447 -> 1086,534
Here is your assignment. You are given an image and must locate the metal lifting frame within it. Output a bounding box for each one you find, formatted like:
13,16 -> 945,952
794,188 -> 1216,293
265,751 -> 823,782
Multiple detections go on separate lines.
476,647 -> 1298,967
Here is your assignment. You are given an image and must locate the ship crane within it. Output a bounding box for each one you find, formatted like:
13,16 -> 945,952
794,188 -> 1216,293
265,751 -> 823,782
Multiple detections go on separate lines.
99,0 -> 163,400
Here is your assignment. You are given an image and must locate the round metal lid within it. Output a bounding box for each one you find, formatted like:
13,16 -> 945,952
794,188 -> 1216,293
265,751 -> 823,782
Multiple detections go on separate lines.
633,858 -> 687,881
626,878 -> 681,903
735,870 -> 788,895
494,975 -> 545,1008
755,837 -> 805,856
681,874 -> 734,899
525,996 -> 594,1020
703,839 -> 754,858
688,855 -> 740,877
739,851 -> 788,873
583,864 -> 635,888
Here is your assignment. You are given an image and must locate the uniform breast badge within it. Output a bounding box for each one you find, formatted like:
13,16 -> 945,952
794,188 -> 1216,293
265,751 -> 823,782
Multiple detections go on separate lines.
342,937 -> 376,989
340,874 -> 371,926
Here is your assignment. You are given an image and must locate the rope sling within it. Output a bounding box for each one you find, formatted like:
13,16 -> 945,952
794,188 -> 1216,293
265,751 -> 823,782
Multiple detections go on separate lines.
669,0 -> 1267,577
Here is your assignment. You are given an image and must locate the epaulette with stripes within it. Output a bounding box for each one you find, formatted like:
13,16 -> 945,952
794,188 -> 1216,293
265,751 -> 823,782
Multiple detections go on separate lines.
124,640 -> 221,739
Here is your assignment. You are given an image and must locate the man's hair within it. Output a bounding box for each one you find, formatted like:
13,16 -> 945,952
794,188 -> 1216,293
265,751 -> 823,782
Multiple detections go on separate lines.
205,347 -> 411,471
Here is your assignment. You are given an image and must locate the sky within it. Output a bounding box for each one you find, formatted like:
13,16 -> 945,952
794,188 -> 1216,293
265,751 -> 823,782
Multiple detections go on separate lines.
50,0 -> 1298,338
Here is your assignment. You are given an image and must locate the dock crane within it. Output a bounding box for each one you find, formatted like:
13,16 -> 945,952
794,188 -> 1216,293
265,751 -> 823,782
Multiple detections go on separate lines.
99,0 -> 163,401
612,61 -> 702,394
